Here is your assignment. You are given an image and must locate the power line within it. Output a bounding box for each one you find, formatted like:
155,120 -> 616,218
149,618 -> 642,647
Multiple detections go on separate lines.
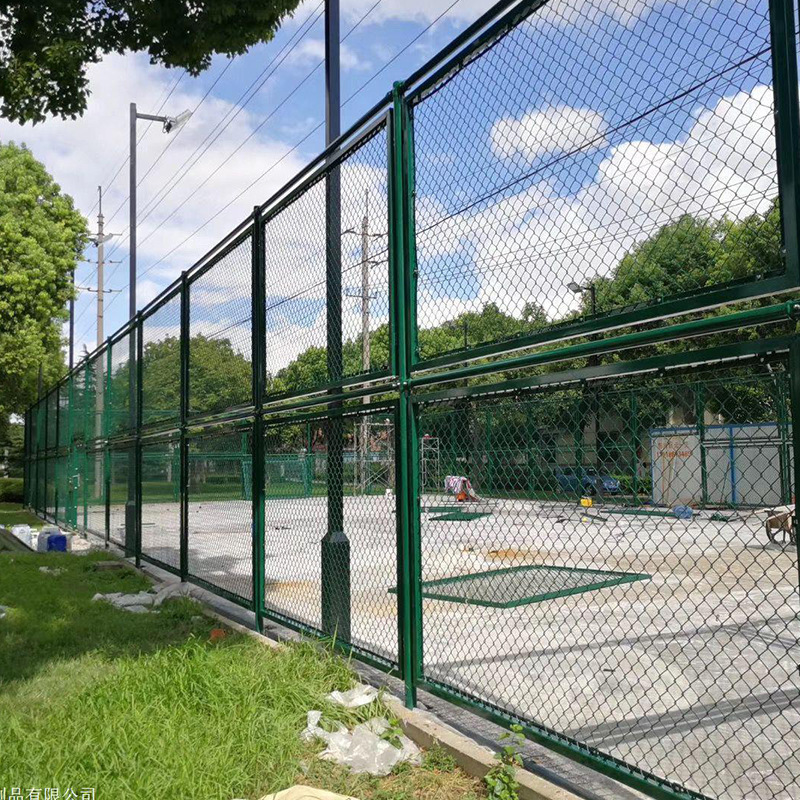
103,0 -> 325,250
86,69 -> 187,219
133,0 -> 452,283
132,0 -> 385,249
99,0 -> 460,321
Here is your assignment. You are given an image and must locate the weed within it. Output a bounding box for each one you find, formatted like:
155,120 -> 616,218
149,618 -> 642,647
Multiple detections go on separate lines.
484,724 -> 525,800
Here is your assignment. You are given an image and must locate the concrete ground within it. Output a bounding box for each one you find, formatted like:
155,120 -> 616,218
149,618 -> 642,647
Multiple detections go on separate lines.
100,492 -> 799,800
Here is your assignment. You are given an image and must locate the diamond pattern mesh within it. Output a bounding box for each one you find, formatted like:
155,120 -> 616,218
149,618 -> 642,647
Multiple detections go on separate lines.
108,445 -> 133,547
188,236 -> 253,418
108,332 -> 136,437
411,0 -> 779,362
141,293 -> 182,429
417,363 -> 799,800
264,124 -> 390,396
140,435 -> 181,569
186,426 -> 253,601
263,409 -> 398,665
18,1 -> 800,796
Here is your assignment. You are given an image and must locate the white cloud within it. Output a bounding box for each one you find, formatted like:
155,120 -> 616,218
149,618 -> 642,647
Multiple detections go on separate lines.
287,38 -> 371,71
416,85 -> 777,326
491,105 -> 608,163
0,52 -> 314,343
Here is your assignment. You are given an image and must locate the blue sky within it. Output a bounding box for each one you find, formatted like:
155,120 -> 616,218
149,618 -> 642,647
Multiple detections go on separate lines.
0,0 -> 781,370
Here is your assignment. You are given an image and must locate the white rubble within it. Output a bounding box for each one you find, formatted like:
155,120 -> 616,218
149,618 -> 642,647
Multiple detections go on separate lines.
92,581 -> 204,613
326,684 -> 380,709
301,710 -> 421,776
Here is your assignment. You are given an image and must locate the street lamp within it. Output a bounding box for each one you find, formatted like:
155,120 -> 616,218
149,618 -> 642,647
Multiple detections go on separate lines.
126,103 -> 191,557
129,104 -> 192,321
567,280 -> 596,316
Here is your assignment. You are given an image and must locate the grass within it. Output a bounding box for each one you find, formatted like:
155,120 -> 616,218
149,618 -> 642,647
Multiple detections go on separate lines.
0,551 -> 485,800
0,502 -> 43,529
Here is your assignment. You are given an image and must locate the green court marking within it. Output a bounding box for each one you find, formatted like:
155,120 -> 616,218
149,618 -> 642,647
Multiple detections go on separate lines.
602,507 -> 682,518
390,564 -> 650,608
430,511 -> 491,521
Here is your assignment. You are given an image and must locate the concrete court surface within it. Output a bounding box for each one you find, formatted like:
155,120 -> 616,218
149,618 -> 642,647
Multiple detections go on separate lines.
106,492 -> 800,800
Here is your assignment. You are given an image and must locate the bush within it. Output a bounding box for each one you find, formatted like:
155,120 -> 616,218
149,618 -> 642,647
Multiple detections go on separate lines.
0,477 -> 24,502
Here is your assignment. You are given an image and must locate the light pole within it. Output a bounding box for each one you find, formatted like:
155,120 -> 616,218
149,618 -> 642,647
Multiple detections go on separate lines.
129,105 -> 192,322
126,103 -> 191,554
322,0 -> 349,641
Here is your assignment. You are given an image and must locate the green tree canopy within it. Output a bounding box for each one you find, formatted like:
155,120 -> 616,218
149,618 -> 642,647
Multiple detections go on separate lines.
0,141 -> 87,438
137,334 -> 252,422
0,0 -> 302,123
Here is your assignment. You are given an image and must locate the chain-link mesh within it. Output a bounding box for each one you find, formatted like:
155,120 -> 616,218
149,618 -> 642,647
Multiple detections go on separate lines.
108,445 -> 133,547
140,434 -> 181,570
44,456 -> 55,519
417,361 -> 799,800
411,0 -> 780,363
263,408 -> 398,666
84,350 -> 107,443
108,332 -> 136,436
264,125 -> 390,396
82,445 -> 106,538
188,235 -> 253,418
46,389 -> 57,452
186,426 -> 253,601
141,292 -> 182,429
70,368 -> 86,445
18,2 -> 800,797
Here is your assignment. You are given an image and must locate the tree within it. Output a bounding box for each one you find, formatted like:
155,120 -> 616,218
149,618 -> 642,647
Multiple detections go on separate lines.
137,333 -> 252,421
0,142 -> 87,439
0,0 -> 303,123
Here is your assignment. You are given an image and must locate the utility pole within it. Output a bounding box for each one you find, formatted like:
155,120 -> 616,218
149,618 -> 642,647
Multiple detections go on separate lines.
97,186 -> 107,348
77,187 -> 119,492
344,191 -> 384,493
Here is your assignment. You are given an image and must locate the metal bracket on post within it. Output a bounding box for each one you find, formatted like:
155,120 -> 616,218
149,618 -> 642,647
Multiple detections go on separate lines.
251,208 -> 267,634
179,273 -> 190,582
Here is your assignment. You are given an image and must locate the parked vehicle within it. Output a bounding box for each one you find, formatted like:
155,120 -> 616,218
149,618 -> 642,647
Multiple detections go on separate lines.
554,466 -> 621,495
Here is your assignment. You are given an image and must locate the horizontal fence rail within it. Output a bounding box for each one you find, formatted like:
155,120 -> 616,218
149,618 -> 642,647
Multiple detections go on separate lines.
22,0 -> 800,798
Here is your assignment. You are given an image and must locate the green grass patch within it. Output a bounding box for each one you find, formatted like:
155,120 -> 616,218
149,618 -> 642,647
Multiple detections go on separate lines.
0,551 -> 483,800
0,503 -> 43,530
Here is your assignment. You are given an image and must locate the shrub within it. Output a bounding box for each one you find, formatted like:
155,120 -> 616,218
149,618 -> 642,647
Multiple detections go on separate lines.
0,477 -> 24,502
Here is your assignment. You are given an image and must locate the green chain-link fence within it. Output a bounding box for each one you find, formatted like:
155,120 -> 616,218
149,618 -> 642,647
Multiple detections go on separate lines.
22,0 -> 800,797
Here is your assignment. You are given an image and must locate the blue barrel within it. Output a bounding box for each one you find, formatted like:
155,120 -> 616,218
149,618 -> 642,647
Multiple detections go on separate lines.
46,534 -> 67,552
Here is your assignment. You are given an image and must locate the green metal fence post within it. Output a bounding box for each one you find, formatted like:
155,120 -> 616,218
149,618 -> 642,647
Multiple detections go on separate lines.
125,324 -> 138,558
392,81 -> 423,707
252,207 -> 267,633
104,341 -> 112,547
769,0 -> 800,287
179,273 -> 190,582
